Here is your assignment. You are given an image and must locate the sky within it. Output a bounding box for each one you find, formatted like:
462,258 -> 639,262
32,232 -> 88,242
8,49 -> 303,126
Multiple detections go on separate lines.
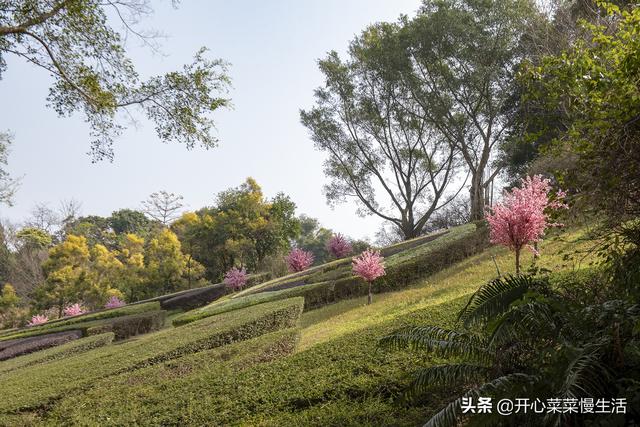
1,0 -> 422,241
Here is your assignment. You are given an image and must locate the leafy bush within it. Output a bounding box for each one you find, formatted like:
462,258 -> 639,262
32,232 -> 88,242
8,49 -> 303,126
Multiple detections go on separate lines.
86,310 -> 167,340
0,302 -> 160,341
160,283 -> 227,311
0,333 -> 114,374
0,330 -> 83,361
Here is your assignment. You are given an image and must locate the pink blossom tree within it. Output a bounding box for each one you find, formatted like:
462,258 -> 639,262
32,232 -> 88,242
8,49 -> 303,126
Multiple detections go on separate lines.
485,174 -> 567,274
352,249 -> 386,305
223,267 -> 248,291
63,303 -> 85,317
326,233 -> 352,259
27,314 -> 48,326
286,249 -> 314,272
104,296 -> 126,309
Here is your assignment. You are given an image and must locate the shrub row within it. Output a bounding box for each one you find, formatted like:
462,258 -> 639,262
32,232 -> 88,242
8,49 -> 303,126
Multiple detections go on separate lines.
42,328 -> 302,426
161,283 -> 227,311
174,224 -> 487,325
379,229 -> 449,257
0,301 -> 161,341
86,310 -> 167,341
0,297 -> 304,415
0,330 -> 83,362
0,333 -> 114,375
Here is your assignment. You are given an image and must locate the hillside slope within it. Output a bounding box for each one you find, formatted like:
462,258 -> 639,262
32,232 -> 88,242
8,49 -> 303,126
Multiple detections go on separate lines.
0,226 -> 592,426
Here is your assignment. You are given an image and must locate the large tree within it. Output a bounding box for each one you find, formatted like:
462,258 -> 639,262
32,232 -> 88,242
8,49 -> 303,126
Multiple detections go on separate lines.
399,0 -> 540,220
301,25 -> 463,240
0,0 -> 230,160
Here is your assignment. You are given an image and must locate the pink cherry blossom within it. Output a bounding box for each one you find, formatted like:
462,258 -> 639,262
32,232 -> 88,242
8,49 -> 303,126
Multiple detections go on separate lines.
485,174 -> 567,274
286,248 -> 314,272
326,233 -> 352,258
104,296 -> 126,309
223,267 -> 248,291
352,249 -> 386,305
63,303 -> 86,317
27,314 -> 48,326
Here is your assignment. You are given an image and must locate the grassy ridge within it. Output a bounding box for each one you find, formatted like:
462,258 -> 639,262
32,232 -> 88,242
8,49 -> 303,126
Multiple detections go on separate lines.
0,297 -> 304,417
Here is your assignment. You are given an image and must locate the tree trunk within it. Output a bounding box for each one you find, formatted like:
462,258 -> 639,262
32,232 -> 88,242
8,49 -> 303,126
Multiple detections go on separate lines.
469,172 -> 486,221
515,248 -> 521,276
367,281 -> 372,305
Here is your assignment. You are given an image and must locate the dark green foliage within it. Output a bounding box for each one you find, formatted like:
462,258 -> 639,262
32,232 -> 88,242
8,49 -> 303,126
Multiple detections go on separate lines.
160,283 -> 226,311
382,272 -> 640,426
0,330 -> 82,361
0,302 -> 160,341
86,310 -> 166,341
0,333 -> 114,374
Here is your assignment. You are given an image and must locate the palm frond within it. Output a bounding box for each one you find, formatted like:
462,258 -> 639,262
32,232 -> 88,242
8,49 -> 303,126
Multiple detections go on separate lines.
423,373 -> 535,427
458,275 -> 534,327
488,300 -> 557,347
404,364 -> 491,402
379,325 -> 491,363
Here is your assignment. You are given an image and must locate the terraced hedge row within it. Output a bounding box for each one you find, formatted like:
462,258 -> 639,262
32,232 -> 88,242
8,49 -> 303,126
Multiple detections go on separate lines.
175,223 -> 488,326
0,302 -> 161,341
0,297 -> 304,417
0,333 -> 114,375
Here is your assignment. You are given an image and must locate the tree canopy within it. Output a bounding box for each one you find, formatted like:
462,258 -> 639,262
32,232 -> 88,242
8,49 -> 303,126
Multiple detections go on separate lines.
0,0 -> 231,160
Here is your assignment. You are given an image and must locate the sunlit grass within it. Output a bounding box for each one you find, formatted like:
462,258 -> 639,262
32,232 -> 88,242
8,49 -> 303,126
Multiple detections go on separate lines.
298,228 -> 594,351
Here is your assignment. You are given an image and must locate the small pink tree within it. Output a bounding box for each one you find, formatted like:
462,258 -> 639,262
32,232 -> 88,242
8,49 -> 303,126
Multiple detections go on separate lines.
486,174 -> 567,275
326,233 -> 352,259
223,267 -> 248,291
27,314 -> 48,327
286,248 -> 314,272
104,296 -> 126,309
63,303 -> 85,317
352,249 -> 386,305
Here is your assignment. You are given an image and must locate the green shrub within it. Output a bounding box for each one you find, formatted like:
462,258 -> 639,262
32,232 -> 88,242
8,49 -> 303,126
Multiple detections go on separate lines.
0,330 -> 83,361
0,333 -> 114,375
0,302 -> 161,341
161,283 -> 227,311
86,311 -> 167,340
0,297 -> 304,415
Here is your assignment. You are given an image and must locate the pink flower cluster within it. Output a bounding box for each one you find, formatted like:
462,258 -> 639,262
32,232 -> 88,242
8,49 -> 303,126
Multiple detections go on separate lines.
63,303 -> 85,317
286,248 -> 314,272
27,314 -> 48,327
326,233 -> 352,258
352,250 -> 386,282
486,174 -> 567,256
223,267 -> 248,290
104,296 -> 126,309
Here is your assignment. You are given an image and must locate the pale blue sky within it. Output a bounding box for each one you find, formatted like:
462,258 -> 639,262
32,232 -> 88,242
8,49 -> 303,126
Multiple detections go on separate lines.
1,0 -> 421,240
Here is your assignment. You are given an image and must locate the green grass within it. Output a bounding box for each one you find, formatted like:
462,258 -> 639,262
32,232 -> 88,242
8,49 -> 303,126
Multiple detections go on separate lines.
0,333 -> 114,375
0,301 -> 161,341
0,227 -> 595,426
0,297 -> 303,418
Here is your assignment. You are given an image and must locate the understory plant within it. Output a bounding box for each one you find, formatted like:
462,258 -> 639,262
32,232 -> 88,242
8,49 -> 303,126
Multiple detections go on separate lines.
380,274 -> 640,426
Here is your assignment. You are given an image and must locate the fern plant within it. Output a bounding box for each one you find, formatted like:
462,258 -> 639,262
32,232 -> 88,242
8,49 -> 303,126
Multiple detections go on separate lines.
380,274 -> 640,426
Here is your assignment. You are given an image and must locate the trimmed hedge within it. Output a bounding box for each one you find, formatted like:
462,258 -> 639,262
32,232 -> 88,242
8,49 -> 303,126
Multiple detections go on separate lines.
0,330 -> 82,361
161,283 -> 227,311
86,310 -> 167,340
44,328 -> 301,426
0,301 -> 160,342
0,333 -> 114,375
174,224 -> 487,326
0,297 -> 304,415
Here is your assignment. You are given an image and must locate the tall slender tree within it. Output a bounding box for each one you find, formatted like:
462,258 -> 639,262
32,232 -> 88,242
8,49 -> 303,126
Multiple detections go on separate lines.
301,24 -> 464,240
